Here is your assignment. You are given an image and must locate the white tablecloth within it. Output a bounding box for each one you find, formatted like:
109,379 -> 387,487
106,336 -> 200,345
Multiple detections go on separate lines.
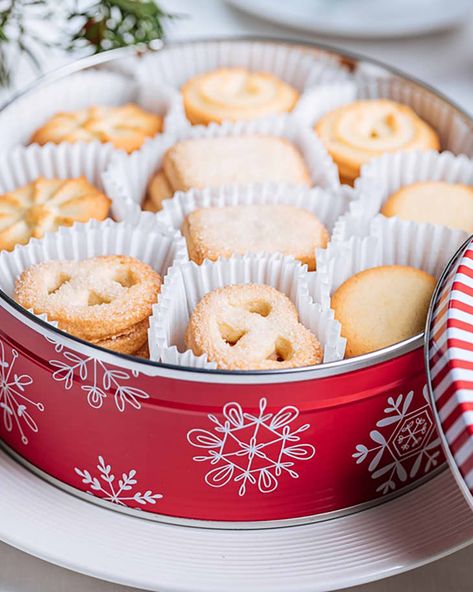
1,1 -> 473,590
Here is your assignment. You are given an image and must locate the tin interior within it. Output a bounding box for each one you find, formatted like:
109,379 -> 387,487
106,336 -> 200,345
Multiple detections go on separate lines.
1,36 -> 472,383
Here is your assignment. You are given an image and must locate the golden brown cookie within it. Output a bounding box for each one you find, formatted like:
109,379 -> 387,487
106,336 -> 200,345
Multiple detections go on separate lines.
14,255 -> 161,342
182,67 -> 299,125
185,283 -> 323,370
0,176 -> 110,252
145,170 -> 174,211
315,100 -> 440,185
91,317 -> 149,355
30,104 -> 163,153
331,265 -> 436,358
381,181 -> 473,233
181,204 -> 328,270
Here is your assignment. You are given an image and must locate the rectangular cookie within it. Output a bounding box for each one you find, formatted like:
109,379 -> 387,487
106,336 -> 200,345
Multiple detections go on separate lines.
181,204 -> 328,270
163,135 -> 312,191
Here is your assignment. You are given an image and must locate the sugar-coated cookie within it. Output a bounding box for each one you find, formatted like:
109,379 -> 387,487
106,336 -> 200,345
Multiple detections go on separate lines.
315,100 -> 440,185
182,67 -> 299,125
185,283 -> 323,370
381,181 -> 473,233
144,135 -> 312,209
30,104 -> 162,153
0,176 -> 110,252
331,265 -> 436,358
182,204 -> 328,270
14,256 -> 161,356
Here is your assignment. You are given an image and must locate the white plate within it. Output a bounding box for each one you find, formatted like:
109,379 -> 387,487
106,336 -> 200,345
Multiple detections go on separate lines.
226,0 -> 473,38
1,449 -> 473,591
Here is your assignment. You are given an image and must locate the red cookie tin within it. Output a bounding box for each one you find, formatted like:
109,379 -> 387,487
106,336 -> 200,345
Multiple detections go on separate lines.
1,38 -> 473,528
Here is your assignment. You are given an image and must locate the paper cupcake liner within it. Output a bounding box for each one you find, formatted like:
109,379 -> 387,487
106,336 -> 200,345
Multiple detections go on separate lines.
103,115 -> 341,220
352,150 -> 473,220
0,69 -> 183,151
155,182 -> 354,237
307,214 -> 468,307
0,142 -> 116,194
0,218 -> 188,341
135,40 -> 351,129
149,253 -> 346,369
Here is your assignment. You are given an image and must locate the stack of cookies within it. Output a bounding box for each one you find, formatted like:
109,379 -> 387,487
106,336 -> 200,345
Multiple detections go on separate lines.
14,255 -> 162,358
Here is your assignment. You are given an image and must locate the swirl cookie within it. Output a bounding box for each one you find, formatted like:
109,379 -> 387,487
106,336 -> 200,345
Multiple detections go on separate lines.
315,100 -> 440,185
381,181 -> 473,233
14,255 -> 161,356
182,204 -> 328,270
182,67 -> 299,125
185,283 -> 323,370
0,177 -> 110,251
145,135 -> 312,210
30,104 -> 163,153
331,265 -> 436,358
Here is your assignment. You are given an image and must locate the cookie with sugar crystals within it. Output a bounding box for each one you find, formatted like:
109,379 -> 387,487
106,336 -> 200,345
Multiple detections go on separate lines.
182,67 -> 299,125
182,204 -> 328,270
30,103 -> 162,154
381,181 -> 473,233
331,265 -> 436,358
185,283 -> 323,370
14,255 -> 161,345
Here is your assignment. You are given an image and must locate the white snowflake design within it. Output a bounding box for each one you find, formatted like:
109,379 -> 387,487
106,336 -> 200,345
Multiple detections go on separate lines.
353,385 -> 442,495
187,397 -> 315,496
0,338 -> 44,445
46,336 -> 149,412
74,455 -> 163,507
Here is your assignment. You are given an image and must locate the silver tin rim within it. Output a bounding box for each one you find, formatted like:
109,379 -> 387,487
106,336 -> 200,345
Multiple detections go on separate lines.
0,36 -> 472,384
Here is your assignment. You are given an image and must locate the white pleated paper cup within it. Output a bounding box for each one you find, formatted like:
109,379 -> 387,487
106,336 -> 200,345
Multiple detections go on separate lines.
352,150 -> 473,221
0,218 -> 188,333
135,40 -> 351,128
103,115 -> 341,221
306,214 -> 469,307
155,182 -> 354,236
0,142 -> 116,194
0,69 -> 182,151
149,253 -> 346,369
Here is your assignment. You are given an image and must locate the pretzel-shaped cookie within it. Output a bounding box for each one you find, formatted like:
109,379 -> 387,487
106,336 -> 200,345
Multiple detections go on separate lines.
182,67 -> 299,125
14,255 -> 161,341
30,104 -> 163,154
185,284 -> 322,370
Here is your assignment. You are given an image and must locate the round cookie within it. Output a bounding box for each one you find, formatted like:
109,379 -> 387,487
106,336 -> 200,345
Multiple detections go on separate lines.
30,104 -> 162,154
0,176 -> 110,252
181,67 -> 299,125
185,283 -> 323,370
331,265 -> 436,358
315,99 -> 440,185
381,181 -> 473,233
14,255 -> 161,341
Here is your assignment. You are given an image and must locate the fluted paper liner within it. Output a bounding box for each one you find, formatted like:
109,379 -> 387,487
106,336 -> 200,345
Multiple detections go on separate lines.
352,150 -> 473,221
103,115 -> 341,221
0,219 -> 188,348
0,69 -> 183,152
149,253 -> 346,369
307,215 -> 468,310
156,182 -> 354,237
0,142 -> 115,194
136,40 -> 351,129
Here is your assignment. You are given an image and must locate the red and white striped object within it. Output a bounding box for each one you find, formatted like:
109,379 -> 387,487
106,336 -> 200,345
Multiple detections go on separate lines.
428,237 -> 473,507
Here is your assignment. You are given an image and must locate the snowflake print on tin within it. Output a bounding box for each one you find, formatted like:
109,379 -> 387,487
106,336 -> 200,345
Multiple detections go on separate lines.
187,397 -> 315,496
0,339 -> 44,445
46,336 -> 149,412
74,455 -> 163,507
353,386 -> 441,495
